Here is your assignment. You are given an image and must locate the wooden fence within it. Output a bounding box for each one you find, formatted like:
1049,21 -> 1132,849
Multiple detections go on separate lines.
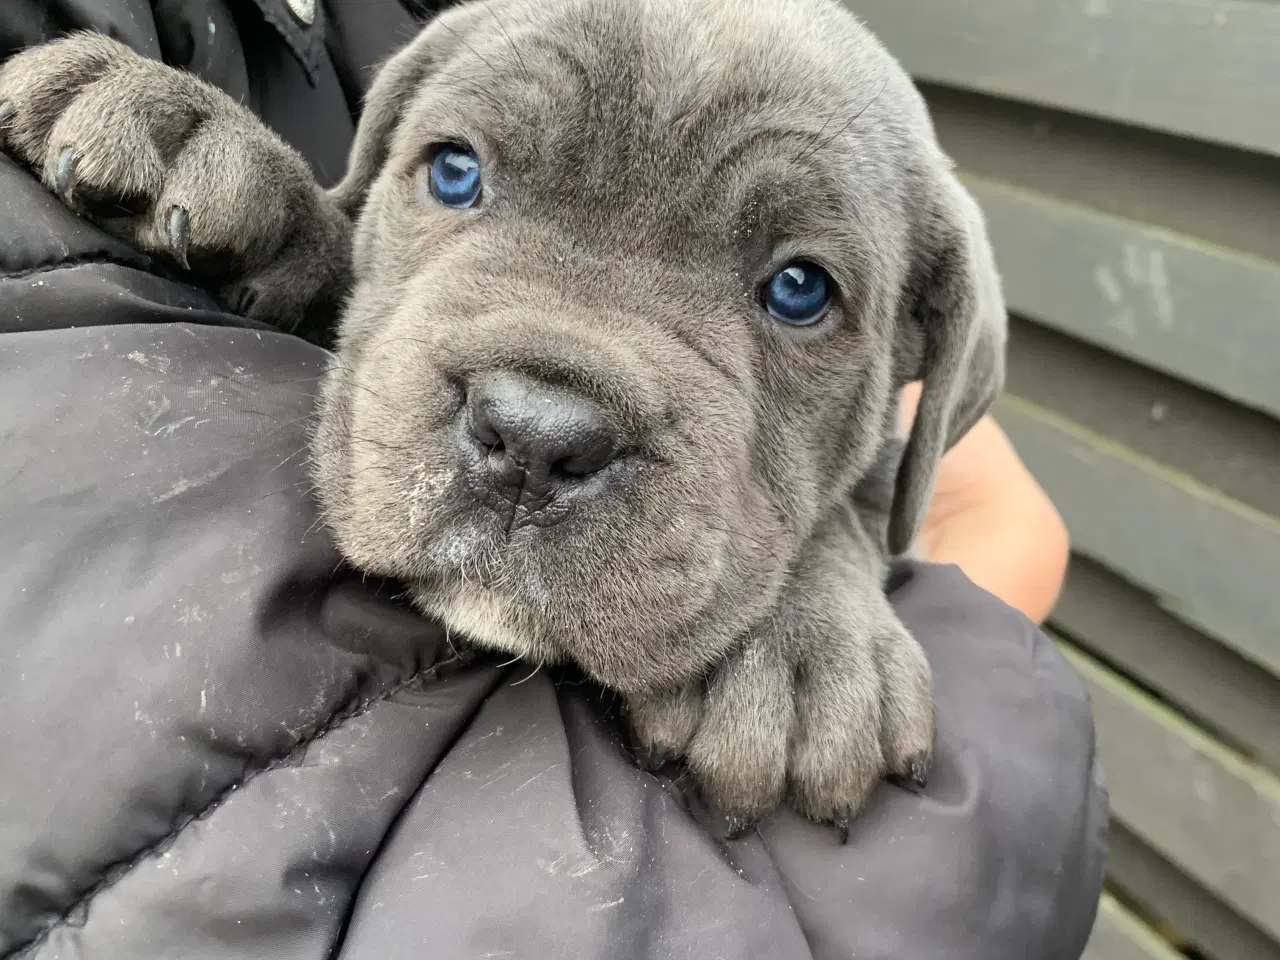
847,1 -> 1280,956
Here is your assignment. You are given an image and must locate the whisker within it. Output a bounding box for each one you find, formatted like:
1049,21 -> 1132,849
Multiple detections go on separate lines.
484,0 -> 533,85
794,73 -> 889,167
511,663 -> 543,686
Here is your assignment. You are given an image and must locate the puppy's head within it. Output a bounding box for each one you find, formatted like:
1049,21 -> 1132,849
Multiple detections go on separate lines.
312,0 -> 1006,694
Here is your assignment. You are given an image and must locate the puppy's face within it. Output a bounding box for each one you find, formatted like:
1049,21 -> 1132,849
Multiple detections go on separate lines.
313,0 -> 996,694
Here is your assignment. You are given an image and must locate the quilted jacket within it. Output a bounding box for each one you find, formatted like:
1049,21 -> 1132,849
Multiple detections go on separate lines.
0,2 -> 1108,957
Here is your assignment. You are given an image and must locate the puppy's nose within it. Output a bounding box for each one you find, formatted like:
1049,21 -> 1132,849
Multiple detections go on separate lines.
467,374 -> 620,483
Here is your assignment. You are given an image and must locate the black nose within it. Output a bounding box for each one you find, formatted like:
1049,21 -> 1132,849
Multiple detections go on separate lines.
466,374 -> 620,484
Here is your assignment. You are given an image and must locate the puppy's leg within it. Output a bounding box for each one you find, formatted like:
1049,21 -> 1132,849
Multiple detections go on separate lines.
784,537 -> 935,832
685,634 -> 795,837
628,502 -> 935,840
0,33 -> 350,339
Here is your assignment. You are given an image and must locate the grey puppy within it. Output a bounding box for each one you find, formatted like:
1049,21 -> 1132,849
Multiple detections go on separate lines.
0,0 -> 1006,839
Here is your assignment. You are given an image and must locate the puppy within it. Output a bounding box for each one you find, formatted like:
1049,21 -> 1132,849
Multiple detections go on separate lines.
0,0 -> 1007,839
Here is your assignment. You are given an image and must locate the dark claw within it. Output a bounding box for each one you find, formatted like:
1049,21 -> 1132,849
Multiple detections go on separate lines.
643,744 -> 676,773
724,813 -> 755,842
0,102 -> 15,145
166,206 -> 190,270
232,285 -> 259,317
55,147 -> 78,203
906,751 -> 930,789
888,751 -> 931,794
833,808 -> 852,845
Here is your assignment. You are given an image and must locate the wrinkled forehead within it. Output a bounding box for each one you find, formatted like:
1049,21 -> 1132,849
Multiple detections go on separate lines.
396,0 -> 911,241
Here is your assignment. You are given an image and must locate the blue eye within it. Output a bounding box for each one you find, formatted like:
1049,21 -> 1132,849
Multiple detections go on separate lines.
763,261 -> 832,326
428,144 -> 482,208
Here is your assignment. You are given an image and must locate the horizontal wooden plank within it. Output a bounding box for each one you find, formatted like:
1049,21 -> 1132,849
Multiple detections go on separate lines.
998,396 -> 1280,677
1059,641 -> 1280,940
849,0 -> 1280,157
1107,821 -> 1280,960
1054,557 -> 1280,774
1082,893 -> 1183,960
970,177 -> 1280,419
1004,317 -> 1280,520
925,83 -> 1280,269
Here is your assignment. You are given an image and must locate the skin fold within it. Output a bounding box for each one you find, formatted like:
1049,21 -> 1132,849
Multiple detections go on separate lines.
0,0 -> 1013,838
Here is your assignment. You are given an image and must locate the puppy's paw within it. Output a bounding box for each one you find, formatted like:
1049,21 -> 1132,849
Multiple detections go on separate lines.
627,682 -> 704,772
786,614 -> 934,838
629,608 -> 933,843
0,33 -> 350,337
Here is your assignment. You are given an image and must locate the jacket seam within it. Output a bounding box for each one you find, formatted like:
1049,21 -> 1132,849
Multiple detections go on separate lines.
6,662 -> 460,960
244,0 -> 325,82
0,251 -> 151,283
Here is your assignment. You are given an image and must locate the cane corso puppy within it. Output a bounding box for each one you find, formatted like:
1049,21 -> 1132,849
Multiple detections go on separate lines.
0,0 -> 1006,839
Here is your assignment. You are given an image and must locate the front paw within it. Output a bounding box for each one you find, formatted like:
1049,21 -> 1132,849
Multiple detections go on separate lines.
785,612 -> 935,839
0,33 -> 350,337
629,613 -> 934,843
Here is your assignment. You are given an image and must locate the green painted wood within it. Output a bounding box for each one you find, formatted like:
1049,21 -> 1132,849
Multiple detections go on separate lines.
1082,894 -> 1184,960
970,176 -> 1280,419
1107,822 -> 1280,959
997,396 -> 1280,677
1004,317 -> 1280,520
849,0 -> 1280,157
1059,642 -> 1280,940
1054,557 -> 1280,774
924,83 -> 1280,269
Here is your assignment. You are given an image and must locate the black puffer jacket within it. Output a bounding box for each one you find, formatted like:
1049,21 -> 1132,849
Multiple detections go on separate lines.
0,2 -> 1108,957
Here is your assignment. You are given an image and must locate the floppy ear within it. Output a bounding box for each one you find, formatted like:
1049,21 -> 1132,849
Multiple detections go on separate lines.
327,4 -> 489,219
888,174 -> 1007,556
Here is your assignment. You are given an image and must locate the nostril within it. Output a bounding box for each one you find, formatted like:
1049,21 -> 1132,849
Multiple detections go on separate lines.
549,459 -> 578,482
467,401 -> 506,453
551,443 -> 619,480
472,422 -> 504,453
551,457 -> 590,481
